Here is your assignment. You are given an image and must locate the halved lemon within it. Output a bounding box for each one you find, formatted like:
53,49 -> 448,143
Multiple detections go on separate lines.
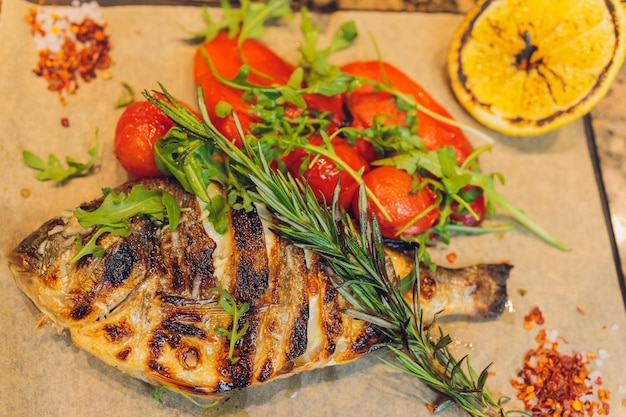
447,0 -> 626,136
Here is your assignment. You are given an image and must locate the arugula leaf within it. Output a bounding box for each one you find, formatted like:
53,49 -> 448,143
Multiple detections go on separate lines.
115,82 -> 135,108
23,135 -> 98,183
298,8 -> 355,93
212,288 -> 250,364
154,126 -> 227,203
70,185 -> 181,263
205,193 -> 230,234
190,0 -> 292,43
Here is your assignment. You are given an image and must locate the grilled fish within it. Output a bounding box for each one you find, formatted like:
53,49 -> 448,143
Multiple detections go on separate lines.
9,177 -> 511,398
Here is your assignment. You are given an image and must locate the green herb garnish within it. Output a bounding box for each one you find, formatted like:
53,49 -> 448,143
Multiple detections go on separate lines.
115,82 -> 135,108
23,135 -> 98,183
138,3 -> 564,414
70,184 -> 181,263
146,86 -> 508,416
190,0 -> 293,44
152,385 -> 217,408
212,287 -> 250,364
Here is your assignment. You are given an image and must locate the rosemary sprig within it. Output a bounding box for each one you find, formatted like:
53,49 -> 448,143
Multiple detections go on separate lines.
146,87 -> 506,417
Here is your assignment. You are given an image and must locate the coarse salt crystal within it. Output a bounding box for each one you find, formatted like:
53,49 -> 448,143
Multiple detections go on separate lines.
546,329 -> 558,343
598,348 -> 609,359
589,370 -> 603,384
31,0 -> 103,53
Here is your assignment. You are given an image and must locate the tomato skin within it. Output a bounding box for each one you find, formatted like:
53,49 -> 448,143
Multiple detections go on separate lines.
287,142 -> 370,209
347,136 -> 379,163
194,32 -> 350,144
354,166 -> 439,239
302,93 -> 347,134
114,101 -> 175,178
341,61 -> 473,164
193,32 -> 296,145
449,185 -> 487,227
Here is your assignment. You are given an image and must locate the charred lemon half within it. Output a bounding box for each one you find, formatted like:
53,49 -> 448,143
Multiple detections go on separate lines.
447,0 -> 626,136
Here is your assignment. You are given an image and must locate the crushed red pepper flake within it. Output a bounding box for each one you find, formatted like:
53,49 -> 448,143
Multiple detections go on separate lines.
446,252 -> 457,264
25,3 -> 112,105
513,311 -> 612,416
523,305 -> 545,330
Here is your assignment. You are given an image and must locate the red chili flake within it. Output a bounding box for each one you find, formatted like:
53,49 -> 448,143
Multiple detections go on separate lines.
576,306 -> 586,315
512,329 -> 611,416
60,117 -> 70,127
26,4 -> 112,105
523,305 -> 545,330
446,252 -> 457,264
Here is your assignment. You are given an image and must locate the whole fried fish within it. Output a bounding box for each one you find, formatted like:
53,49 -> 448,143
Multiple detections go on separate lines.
9,177 -> 511,398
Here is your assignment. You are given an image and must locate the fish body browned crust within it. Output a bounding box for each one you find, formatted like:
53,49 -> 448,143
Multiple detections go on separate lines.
9,178 -> 511,397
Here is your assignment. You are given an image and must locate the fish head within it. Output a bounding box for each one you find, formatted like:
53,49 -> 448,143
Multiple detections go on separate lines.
9,206 -> 155,331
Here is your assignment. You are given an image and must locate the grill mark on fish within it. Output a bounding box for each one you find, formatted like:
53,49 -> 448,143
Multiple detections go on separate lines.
258,358 -> 274,382
9,177 -> 513,399
162,317 -> 207,339
117,347 -> 132,361
320,268 -> 344,357
148,359 -> 170,378
162,209 -> 218,298
275,241 -> 309,361
350,324 -> 387,356
288,303 -> 309,361
70,302 -> 92,320
103,242 -> 140,286
228,313 -> 259,389
226,207 -> 274,389
231,208 -> 269,305
103,320 -> 133,343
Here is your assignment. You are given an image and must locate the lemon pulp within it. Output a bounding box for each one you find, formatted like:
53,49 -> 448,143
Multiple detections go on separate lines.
448,0 -> 626,136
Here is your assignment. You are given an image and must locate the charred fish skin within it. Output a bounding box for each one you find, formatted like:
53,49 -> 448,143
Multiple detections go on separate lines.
9,178 -> 511,397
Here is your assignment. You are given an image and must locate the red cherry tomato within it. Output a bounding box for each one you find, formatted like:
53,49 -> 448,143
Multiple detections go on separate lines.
287,142 -> 370,209
114,100 -> 175,178
354,166 -> 439,239
449,185 -> 487,227
341,61 -> 473,165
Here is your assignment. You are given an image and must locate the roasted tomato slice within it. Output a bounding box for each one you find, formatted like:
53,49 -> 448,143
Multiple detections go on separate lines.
341,61 -> 473,164
193,31 -> 295,145
194,32 -> 348,145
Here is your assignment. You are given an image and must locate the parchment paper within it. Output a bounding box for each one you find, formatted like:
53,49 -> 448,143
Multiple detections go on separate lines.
1,1 -> 625,416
